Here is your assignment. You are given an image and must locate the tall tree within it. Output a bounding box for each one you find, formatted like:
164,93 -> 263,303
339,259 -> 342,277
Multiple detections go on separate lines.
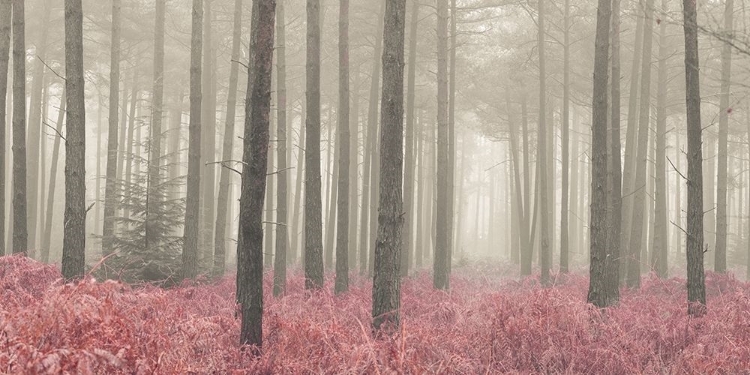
201,0 -> 217,264
102,0 -> 121,257
606,0 -> 622,300
11,0 -> 27,255
62,0 -> 86,279
434,0 -> 450,290
238,0 -> 276,349
627,0 -> 655,288
402,0 -> 419,277
0,0 -> 10,256
42,92 -> 65,263
334,0 -> 350,294
537,0 -> 551,285
182,0 -> 203,280
715,0 -> 733,273
214,0 -> 243,278
652,0 -> 669,277
447,0 -> 457,276
560,0 -> 571,273
305,0 -> 324,289
372,0 -> 406,333
146,0 -> 166,252
587,0 -> 611,308
682,0 -> 706,316
273,0 -> 288,295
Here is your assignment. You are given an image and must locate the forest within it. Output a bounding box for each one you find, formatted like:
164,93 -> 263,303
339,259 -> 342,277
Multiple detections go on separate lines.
2,0 -> 750,373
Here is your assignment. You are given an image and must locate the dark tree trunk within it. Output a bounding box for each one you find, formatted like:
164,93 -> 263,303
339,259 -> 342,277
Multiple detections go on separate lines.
587,0 -> 611,308
627,0 -> 655,288
682,0 -> 706,316
334,0 -> 350,294
182,0 -> 203,280
402,0 -> 418,277
214,0 -> 243,278
434,0 -> 450,290
11,0 -> 27,255
606,0 -> 622,301
62,0 -> 86,280
239,0 -> 276,349
0,0 -> 10,256
102,0 -> 121,257
305,0 -> 324,289
652,0 -> 670,277
715,0 -> 733,273
42,92 -> 65,263
560,0 -> 571,273
372,0 -> 406,333
273,0 -> 288,295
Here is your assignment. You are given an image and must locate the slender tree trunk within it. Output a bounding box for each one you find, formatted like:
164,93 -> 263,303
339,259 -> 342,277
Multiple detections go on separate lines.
537,0 -> 551,286
304,0 -> 324,289
334,0 -> 350,294
200,0 -> 217,266
42,92 -> 65,263
347,65 -> 359,270
273,0 -> 288,294
372,0 -> 406,333
146,0 -> 166,253
560,0 -> 571,273
447,0 -> 457,276
652,0 -> 669,277
673,130 -> 682,256
434,0 -> 450,290
569,117 -> 579,255
264,111 -> 275,269
682,0 -> 706,316
102,0 -> 121,257
626,0 -> 655,288
715,0 -> 733,273
214,0 -> 243,278
11,0 -> 27,255
62,0 -> 86,279
169,93 -> 183,200
0,0 -> 10,256
606,0 -> 622,300
520,95 -> 533,274
123,86 -> 138,221
401,0 -> 419,277
182,0 -> 203,280
415,112 -> 425,268
292,103 -> 305,264
238,0 -> 275,349
506,93 -> 530,274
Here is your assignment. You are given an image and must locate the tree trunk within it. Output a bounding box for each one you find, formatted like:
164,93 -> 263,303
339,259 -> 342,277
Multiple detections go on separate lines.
292,102 -> 305,264
0,0 -> 10,256
335,0 -> 350,294
672,131 -> 682,256
201,0 -> 217,266
434,0 -> 450,290
606,0 -> 622,301
415,112 -> 425,268
305,0 -> 324,289
102,0 -> 121,257
42,92 -> 65,263
238,0 -> 275,349
520,95 -> 533,275
11,0 -> 27,255
682,0 -> 706,316
62,0 -> 86,279
169,93 -> 183,200
146,0 -> 166,254
273,0 -> 288,295
214,0 -> 243,278
506,92 -> 530,275
626,0 -> 655,288
264,109 -> 275,269
715,0 -> 733,273
401,0 -> 418,278
447,0 -> 457,276
652,0 -> 669,277
123,84 -> 138,222
537,0 -> 551,286
324,121 -> 336,270
182,0 -> 203,280
560,0 -> 571,273
347,64 -> 359,270
372,0 -> 405,333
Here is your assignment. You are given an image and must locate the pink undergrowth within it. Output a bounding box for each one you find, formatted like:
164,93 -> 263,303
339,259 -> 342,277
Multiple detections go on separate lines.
2,255 -> 750,374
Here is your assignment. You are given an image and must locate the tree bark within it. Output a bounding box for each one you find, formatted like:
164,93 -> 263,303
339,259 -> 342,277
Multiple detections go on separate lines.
606,0 -> 622,301
715,0 -> 733,273
434,0 -> 450,290
0,0 -> 10,256
214,0 -> 243,278
335,0 -> 350,294
372,0 -> 405,333
62,0 -> 86,279
273,0 -> 288,295
239,0 -> 276,349
182,0 -> 203,280
102,0 -> 121,257
626,0 -> 655,288
11,0 -> 26,255
652,0 -> 669,277
682,0 -> 706,316
305,0 -> 324,289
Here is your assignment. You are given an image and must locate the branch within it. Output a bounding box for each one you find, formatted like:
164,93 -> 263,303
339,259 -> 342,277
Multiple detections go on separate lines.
667,156 -> 687,181
37,56 -> 65,81
86,202 -> 96,214
262,221 -> 288,227
267,166 -> 294,176
231,59 -> 249,70
206,160 -> 245,176
43,121 -> 66,141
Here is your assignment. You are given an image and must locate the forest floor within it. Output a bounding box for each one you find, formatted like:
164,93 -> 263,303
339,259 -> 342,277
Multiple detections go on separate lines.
1,254 -> 749,374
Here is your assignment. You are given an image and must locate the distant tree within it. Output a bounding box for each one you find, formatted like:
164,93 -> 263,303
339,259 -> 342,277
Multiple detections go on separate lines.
402,0 -> 419,277
372,0 -> 406,333
606,0 -> 622,300
183,0 -> 203,280
587,0 -> 611,308
0,0 -> 9,256
42,92 -> 65,263
334,0 -> 350,295
652,0 -> 669,278
305,0 -> 324,289
273,0 -> 288,296
11,0 -> 27,255
102,0 -> 122,257
201,0 -> 217,266
434,0 -> 450,290
715,0 -> 733,273
238,0 -> 276,350
62,0 -> 87,280
682,0 -> 706,316
537,0 -> 551,286
214,0 -> 243,278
